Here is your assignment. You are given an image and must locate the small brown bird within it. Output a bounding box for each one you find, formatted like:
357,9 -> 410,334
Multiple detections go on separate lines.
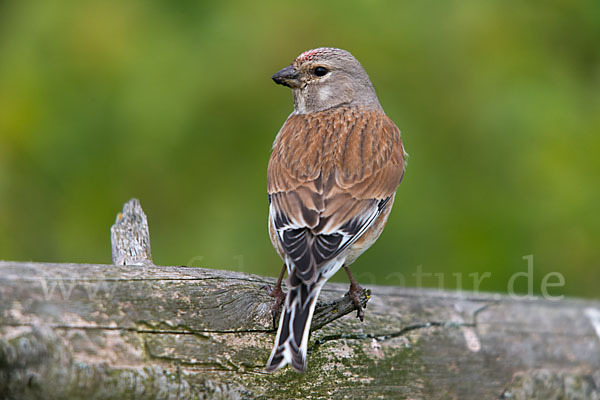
265,47 -> 406,372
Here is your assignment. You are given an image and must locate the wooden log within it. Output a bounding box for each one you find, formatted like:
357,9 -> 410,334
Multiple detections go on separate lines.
0,200 -> 599,399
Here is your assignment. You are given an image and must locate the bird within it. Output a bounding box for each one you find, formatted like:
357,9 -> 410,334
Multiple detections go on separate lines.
265,47 -> 407,373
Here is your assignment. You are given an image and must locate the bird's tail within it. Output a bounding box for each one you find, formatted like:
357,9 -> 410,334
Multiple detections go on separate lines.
265,273 -> 326,373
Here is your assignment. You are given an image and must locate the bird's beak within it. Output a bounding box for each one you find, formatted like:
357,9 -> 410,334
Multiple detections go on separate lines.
272,65 -> 301,88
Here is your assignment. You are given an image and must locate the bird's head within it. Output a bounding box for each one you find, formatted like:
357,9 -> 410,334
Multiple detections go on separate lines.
272,47 -> 381,114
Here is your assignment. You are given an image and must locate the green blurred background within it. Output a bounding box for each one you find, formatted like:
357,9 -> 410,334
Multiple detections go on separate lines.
1,0 -> 599,298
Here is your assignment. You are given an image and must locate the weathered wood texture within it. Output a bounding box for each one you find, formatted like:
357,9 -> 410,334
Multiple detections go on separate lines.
1,199 -> 599,399
110,199 -> 153,266
1,261 -> 599,400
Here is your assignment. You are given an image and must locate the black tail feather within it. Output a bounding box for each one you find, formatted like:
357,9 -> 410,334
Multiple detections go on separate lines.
265,277 -> 326,372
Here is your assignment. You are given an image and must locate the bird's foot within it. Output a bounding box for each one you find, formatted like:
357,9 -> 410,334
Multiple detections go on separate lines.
262,283 -> 286,329
345,281 -> 367,322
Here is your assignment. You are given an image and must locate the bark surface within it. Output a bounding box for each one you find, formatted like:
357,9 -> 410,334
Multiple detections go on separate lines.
1,199 -> 598,399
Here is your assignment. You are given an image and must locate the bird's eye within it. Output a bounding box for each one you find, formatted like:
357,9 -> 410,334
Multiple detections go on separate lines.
313,66 -> 329,77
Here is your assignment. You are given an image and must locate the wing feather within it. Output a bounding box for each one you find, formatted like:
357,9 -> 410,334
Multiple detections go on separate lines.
268,107 -> 405,283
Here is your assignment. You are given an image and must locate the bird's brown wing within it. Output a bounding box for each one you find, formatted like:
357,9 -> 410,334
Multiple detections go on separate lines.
267,107 -> 405,283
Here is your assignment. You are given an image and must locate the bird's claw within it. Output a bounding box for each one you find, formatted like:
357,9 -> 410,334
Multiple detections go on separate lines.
263,283 -> 286,329
345,283 -> 366,322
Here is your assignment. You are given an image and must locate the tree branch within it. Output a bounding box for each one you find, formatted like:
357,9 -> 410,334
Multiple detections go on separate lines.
1,199 -> 599,399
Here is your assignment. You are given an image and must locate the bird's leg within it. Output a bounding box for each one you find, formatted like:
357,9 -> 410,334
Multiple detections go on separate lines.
343,265 -> 366,321
263,264 -> 287,329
